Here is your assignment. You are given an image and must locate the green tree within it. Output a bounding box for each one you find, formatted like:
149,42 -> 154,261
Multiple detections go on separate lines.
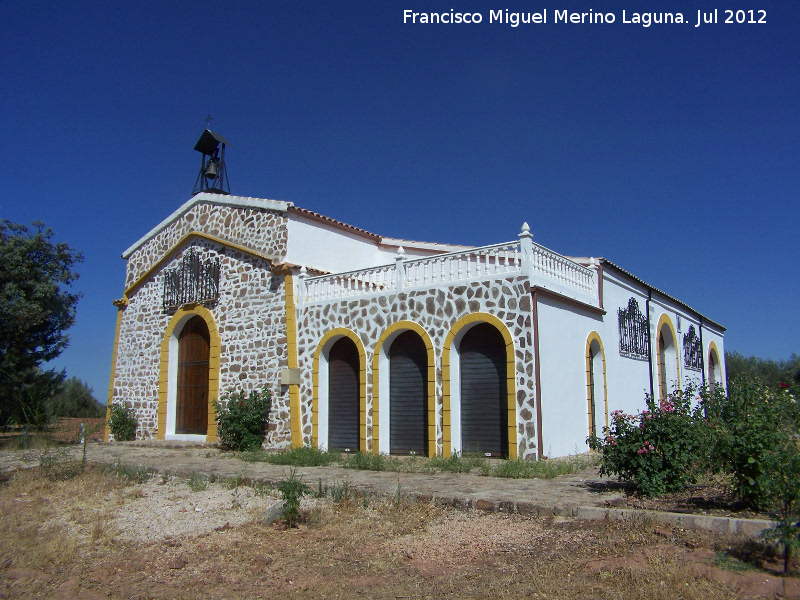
47,376 -> 104,418
725,351 -> 800,389
0,220 -> 83,427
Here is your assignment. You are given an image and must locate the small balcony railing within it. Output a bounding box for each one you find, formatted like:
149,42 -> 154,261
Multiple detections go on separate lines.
163,249 -> 220,309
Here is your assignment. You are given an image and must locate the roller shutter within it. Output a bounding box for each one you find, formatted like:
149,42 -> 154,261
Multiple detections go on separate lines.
328,338 -> 360,451
389,331 -> 427,455
460,323 -> 507,457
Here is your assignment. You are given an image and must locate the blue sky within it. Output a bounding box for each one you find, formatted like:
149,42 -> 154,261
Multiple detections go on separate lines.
2,1 -> 798,401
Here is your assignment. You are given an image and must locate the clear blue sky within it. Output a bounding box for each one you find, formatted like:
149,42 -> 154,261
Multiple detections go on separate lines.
2,1 -> 797,401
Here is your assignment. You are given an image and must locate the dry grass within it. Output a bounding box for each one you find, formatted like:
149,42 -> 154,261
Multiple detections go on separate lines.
0,464 -> 792,599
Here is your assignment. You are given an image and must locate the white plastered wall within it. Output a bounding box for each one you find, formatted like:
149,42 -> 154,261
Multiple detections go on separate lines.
536,297 -> 605,458
285,216 -> 439,275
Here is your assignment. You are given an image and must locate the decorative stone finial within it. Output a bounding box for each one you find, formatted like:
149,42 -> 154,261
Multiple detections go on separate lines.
518,222 -> 532,240
397,246 -> 405,257
521,222 -> 530,234
299,265 -> 307,275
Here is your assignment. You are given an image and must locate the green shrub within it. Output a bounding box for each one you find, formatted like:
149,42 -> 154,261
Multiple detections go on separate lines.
108,403 -> 137,441
589,384 -> 707,497
703,377 -> 799,510
212,387 -> 271,452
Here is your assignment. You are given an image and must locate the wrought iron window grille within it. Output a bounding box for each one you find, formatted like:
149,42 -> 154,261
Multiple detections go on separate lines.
683,325 -> 702,371
618,297 -> 650,360
163,249 -> 220,310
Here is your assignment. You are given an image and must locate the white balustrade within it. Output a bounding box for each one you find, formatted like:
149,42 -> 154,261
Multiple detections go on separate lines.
298,230 -> 597,305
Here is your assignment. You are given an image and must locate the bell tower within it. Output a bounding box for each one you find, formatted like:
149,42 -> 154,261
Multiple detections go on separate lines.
192,128 -> 230,195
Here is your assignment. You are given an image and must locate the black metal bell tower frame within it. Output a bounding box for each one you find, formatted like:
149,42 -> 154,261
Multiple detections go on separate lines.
192,129 -> 231,195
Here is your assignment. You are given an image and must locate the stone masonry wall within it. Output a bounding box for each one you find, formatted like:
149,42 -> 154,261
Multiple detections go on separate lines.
112,238 -> 291,446
295,275 -> 539,459
124,203 -> 287,288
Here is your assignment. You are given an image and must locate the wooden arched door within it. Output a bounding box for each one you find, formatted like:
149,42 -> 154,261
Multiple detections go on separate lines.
177,316 -> 210,435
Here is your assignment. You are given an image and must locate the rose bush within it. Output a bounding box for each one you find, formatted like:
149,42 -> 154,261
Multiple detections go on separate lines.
212,387 -> 271,451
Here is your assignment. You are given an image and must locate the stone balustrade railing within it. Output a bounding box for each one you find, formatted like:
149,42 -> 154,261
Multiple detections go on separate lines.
529,240 -> 596,296
401,241 -> 523,288
301,264 -> 397,303
297,224 -> 598,305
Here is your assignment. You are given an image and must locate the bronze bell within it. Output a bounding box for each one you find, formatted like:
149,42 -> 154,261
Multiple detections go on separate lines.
204,159 -> 219,180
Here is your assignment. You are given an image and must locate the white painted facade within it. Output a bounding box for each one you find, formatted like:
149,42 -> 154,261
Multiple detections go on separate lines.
109,193 -> 726,458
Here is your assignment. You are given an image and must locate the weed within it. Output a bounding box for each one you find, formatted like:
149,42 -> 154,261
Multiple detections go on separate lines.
330,479 -> 351,503
253,481 -> 275,497
425,453 -> 489,474
711,551 -> 752,573
188,472 -> 208,492
493,453 -> 600,479
241,445 -> 341,466
39,446 -> 84,480
278,467 -> 309,527
230,486 -> 242,509
342,451 -> 401,471
227,473 -> 247,489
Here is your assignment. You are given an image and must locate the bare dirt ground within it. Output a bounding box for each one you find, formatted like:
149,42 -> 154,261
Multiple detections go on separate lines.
2,464 -> 800,600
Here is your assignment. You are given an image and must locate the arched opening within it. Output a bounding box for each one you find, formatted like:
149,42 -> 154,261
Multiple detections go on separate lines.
586,334 -> 607,440
459,323 -> 508,457
328,337 -> 360,452
176,316 -> 210,435
708,346 -> 721,391
389,330 -> 428,455
657,317 -> 678,398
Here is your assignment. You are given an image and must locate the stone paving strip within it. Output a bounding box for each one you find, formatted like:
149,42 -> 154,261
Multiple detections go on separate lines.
0,441 -> 774,538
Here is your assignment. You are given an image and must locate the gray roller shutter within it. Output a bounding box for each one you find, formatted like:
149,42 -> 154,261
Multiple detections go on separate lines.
460,323 -> 507,457
328,338 -> 360,451
389,331 -> 427,455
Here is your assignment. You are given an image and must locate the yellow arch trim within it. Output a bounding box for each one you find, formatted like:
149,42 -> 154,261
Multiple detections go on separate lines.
158,305 -> 221,441
371,321 -> 436,457
585,331 -> 608,441
125,231 -> 278,298
656,313 -> 680,398
311,328 -> 367,451
442,312 -> 517,460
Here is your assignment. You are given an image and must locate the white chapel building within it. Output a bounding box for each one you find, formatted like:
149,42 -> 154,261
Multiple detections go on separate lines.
106,133 -> 725,459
